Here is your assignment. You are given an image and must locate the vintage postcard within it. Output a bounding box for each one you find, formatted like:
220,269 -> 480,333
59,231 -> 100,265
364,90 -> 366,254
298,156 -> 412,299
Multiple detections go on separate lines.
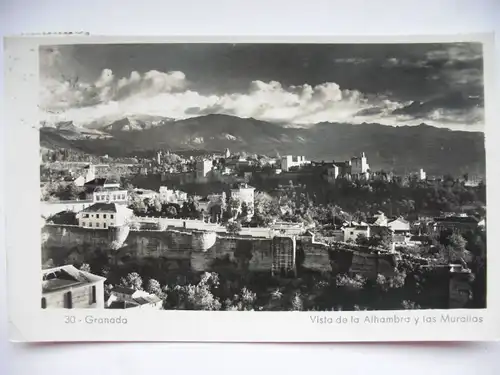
4,34 -> 499,342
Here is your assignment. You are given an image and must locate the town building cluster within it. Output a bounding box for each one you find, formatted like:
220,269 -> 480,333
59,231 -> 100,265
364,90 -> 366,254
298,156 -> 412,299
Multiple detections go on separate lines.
40,147 -> 486,310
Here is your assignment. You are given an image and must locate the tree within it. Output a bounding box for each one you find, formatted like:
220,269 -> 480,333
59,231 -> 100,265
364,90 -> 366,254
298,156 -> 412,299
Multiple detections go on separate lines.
401,300 -> 421,310
229,197 -> 240,218
174,272 -> 222,311
291,292 -> 304,311
240,202 -> 249,219
225,287 -> 257,311
181,202 -> 191,218
79,263 -> 91,273
165,205 -> 178,218
120,272 -> 143,290
369,227 -> 393,250
376,272 -> 406,292
335,274 -> 365,289
226,221 -> 242,234
153,197 -> 162,214
146,278 -> 164,298
355,234 -> 370,246
130,198 -> 147,215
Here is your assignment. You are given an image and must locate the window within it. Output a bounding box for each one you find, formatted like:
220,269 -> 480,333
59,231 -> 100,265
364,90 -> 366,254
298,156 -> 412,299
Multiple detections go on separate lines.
41,297 -> 47,309
103,223 -> 107,228
64,291 -> 72,309
103,214 -> 107,219
113,195 -> 116,200
91,286 -> 97,304
110,215 -> 114,219
96,196 -> 100,201
96,223 -> 100,228
83,214 -> 89,218
89,222 -> 92,228
82,222 -> 86,227
96,214 -> 99,219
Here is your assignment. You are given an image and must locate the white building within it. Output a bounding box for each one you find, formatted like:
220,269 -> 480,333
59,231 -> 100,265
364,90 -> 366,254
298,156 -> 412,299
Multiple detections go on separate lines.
195,159 -> 213,179
343,224 -> 370,243
133,188 -> 158,201
418,168 -> 426,180
350,152 -> 370,175
280,155 -> 309,172
326,165 -> 340,183
388,217 -> 411,235
106,286 -> 163,309
230,183 -> 255,218
41,265 -> 106,309
77,203 -> 133,229
159,186 -> 188,204
368,211 -> 389,227
93,187 -> 128,204
73,175 -> 86,187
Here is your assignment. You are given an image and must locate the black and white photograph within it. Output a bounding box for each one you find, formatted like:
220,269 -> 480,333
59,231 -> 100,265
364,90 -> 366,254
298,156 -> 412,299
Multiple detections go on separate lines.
37,41 -> 487,313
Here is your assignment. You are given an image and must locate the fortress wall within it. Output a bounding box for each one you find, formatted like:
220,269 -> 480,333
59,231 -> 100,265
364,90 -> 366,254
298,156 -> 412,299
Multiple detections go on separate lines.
301,237 -> 331,272
42,225 -> 399,278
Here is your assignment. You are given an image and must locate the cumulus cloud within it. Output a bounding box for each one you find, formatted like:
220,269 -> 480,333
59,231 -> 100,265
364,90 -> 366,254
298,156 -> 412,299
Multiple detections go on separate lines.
40,67 -> 484,131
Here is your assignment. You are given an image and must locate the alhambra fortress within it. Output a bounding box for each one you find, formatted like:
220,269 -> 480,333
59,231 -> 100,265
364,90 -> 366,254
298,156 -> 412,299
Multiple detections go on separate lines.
40,151 -> 481,309
42,223 -> 398,277
41,221 -> 471,309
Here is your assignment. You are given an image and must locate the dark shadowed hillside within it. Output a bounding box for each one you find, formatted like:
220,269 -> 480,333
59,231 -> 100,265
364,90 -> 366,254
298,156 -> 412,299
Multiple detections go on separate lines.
40,114 -> 485,176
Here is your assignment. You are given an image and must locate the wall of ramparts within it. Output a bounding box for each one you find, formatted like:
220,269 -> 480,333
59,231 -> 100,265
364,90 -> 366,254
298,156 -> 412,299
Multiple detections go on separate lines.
42,224 -> 399,278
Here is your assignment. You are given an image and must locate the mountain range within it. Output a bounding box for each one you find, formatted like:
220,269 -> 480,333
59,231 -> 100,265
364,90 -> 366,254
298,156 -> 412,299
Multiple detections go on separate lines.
40,114 -> 485,176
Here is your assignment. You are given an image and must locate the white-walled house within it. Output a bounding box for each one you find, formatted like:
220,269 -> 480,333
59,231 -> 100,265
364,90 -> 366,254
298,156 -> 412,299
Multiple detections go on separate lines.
106,286 -> 163,309
343,224 -> 370,242
388,217 -> 411,235
133,188 -> 158,201
93,187 -> 128,204
77,203 -> 133,229
367,211 -> 389,226
280,155 -> 309,172
159,186 -> 188,204
230,183 -> 255,218
41,265 -> 106,309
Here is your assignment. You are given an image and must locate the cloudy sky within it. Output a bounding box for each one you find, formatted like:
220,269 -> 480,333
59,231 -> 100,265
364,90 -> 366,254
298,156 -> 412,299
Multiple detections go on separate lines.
40,42 -> 484,131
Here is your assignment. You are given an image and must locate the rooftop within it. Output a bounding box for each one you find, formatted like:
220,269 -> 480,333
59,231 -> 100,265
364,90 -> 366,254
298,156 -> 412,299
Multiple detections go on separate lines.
111,286 -> 136,295
84,178 -> 107,186
434,216 -> 479,224
84,177 -> 120,187
42,265 -> 105,293
94,186 -> 125,192
231,183 -> 255,190
81,203 -> 118,213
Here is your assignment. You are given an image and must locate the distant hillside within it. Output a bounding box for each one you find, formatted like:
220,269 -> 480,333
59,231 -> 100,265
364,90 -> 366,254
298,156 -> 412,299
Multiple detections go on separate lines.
40,114 -> 486,176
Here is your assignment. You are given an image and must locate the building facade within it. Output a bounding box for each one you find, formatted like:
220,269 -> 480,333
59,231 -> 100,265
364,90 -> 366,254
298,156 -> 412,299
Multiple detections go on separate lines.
230,183 -> 255,218
343,224 -> 370,242
77,203 -> 133,229
195,159 -> 213,179
106,287 -> 163,309
93,187 -> 128,204
430,215 -> 479,234
350,152 -> 370,176
280,155 -> 309,172
159,186 -> 188,204
41,265 -> 106,309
